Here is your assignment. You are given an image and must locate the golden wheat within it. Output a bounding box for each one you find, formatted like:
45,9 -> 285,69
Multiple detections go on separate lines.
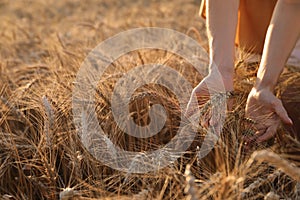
0,1 -> 300,199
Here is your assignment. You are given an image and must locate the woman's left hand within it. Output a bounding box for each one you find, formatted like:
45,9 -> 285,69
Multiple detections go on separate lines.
245,87 -> 293,143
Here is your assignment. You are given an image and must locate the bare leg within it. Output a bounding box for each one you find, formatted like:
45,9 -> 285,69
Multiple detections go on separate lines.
237,0 -> 277,54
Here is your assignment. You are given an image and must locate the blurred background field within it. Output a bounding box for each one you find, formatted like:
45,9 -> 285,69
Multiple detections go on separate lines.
0,0 -> 300,199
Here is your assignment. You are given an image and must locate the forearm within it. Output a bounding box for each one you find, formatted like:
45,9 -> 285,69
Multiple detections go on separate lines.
206,0 -> 239,77
256,0 -> 300,91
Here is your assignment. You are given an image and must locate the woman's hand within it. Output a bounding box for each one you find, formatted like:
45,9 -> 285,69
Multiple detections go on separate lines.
185,72 -> 234,133
243,1 -> 300,145
245,87 -> 293,143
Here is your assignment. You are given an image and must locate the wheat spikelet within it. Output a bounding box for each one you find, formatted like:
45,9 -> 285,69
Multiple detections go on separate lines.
1,1 -> 300,199
184,164 -> 198,200
42,95 -> 54,148
248,150 -> 300,181
241,170 -> 282,198
264,192 -> 280,200
59,187 -> 80,200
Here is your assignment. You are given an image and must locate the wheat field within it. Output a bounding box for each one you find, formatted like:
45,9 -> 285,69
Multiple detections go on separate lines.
0,0 -> 300,199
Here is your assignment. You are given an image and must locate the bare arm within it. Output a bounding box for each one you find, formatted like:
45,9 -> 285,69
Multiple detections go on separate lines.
206,0 -> 239,80
256,0 -> 300,91
246,0 -> 300,143
186,0 -> 239,130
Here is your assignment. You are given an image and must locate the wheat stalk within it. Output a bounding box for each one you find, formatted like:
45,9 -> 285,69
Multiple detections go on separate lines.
247,150 -> 300,181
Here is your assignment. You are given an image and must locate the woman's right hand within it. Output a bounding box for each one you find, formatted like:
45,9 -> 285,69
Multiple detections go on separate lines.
185,71 -> 234,134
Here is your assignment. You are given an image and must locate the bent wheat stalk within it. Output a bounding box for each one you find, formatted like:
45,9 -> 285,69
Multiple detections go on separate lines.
247,150 -> 300,181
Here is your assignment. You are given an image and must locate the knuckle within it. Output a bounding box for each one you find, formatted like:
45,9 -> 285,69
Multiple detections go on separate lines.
270,99 -> 281,109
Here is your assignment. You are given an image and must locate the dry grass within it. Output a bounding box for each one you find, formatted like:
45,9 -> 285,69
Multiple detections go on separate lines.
0,0 -> 300,199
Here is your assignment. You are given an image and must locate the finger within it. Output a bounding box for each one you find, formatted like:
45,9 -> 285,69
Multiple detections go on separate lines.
185,93 -> 200,118
273,100 -> 293,125
198,95 -> 210,106
243,129 -> 260,152
244,135 -> 255,145
246,128 -> 265,144
185,101 -> 197,118
185,86 -> 209,118
256,124 -> 279,143
200,109 -> 210,129
227,98 -> 234,112
192,84 -> 210,105
209,107 -> 218,128
212,122 -> 222,136
209,112 -> 222,136
243,136 -> 255,152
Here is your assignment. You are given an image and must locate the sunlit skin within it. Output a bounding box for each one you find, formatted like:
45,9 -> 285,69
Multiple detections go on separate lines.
186,0 -> 300,143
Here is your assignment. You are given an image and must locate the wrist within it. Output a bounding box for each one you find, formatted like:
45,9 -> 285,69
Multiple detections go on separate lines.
212,66 -> 234,76
208,70 -> 234,92
254,77 -> 276,93
209,65 -> 234,80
